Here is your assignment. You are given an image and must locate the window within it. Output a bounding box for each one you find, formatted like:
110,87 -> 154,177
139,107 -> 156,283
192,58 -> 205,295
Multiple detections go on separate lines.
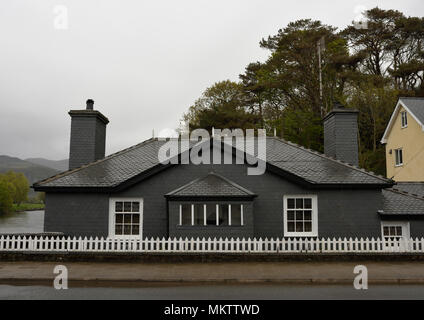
109,198 -> 143,238
381,221 -> 410,245
283,195 -> 317,237
219,204 -> 229,226
180,204 -> 191,226
231,204 -> 243,226
401,111 -> 408,128
206,204 -> 217,225
193,204 -> 205,225
395,148 -> 403,166
178,203 -> 244,227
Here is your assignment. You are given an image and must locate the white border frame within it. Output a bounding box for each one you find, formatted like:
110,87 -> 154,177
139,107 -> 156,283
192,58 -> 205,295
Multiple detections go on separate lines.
283,195 -> 318,237
381,221 -> 410,239
178,203 -> 244,227
109,197 -> 143,239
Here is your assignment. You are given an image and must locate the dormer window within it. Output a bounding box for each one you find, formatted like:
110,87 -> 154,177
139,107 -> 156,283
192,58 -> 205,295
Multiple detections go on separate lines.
401,111 -> 408,128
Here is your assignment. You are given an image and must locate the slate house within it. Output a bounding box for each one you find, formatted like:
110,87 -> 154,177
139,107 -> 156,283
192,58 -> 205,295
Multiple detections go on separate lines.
33,100 -> 424,241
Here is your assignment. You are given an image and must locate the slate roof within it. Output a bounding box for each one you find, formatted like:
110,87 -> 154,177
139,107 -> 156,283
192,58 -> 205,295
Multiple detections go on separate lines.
400,97 -> 424,126
392,182 -> 424,198
380,188 -> 424,215
33,137 -> 393,190
165,172 -> 256,198
265,137 -> 390,185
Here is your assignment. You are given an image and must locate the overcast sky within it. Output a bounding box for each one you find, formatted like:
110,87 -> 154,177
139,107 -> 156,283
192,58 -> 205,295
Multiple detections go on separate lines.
0,0 -> 423,160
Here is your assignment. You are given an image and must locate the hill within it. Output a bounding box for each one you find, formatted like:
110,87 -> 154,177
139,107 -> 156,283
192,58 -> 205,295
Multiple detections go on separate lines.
0,156 -> 60,190
25,158 -> 68,172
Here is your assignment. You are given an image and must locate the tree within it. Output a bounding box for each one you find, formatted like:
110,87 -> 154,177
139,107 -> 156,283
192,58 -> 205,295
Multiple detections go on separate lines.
0,179 -> 13,215
183,80 -> 261,132
3,171 -> 29,205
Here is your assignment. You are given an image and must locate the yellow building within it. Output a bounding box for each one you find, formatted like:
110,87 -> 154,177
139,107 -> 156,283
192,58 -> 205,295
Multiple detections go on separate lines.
381,97 -> 424,181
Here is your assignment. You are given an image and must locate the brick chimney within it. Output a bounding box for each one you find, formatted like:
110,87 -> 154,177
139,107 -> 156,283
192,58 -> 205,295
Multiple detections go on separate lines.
68,99 -> 109,170
323,101 -> 359,166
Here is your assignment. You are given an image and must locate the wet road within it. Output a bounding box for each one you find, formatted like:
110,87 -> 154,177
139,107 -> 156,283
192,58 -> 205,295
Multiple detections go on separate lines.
1,284 -> 424,300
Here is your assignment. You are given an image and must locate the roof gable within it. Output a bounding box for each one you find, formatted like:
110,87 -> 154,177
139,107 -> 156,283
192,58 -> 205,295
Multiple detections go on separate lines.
381,97 -> 424,143
165,172 -> 256,198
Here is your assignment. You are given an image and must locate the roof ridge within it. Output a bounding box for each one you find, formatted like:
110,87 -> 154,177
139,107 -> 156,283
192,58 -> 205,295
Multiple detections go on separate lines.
34,138 -> 156,186
386,187 -> 424,201
400,96 -> 424,99
268,136 -> 392,183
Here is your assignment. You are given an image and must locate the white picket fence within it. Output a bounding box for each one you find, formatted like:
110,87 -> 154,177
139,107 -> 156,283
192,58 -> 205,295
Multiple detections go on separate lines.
1,235 -> 424,254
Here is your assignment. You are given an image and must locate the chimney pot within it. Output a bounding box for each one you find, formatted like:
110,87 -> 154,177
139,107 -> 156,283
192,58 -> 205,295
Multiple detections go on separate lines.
86,99 -> 94,110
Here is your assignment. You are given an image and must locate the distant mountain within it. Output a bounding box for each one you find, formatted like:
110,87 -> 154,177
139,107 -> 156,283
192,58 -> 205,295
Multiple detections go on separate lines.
0,155 -> 60,190
25,158 -> 68,172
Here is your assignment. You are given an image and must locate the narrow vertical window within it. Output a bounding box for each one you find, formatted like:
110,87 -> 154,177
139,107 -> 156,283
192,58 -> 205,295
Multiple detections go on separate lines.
206,204 -> 217,225
231,204 -> 243,226
395,148 -> 403,166
219,204 -> 229,226
401,111 -> 408,128
180,204 -> 191,226
193,204 -> 204,225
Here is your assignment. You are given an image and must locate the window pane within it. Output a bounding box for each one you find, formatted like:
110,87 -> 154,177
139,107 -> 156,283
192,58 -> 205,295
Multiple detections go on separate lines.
206,204 -> 217,225
287,199 -> 295,209
124,202 -> 132,212
115,224 -> 123,235
231,204 -> 242,226
390,226 -> 396,235
287,222 -> 295,232
132,225 -> 139,235
396,226 -> 402,236
219,204 -> 229,226
115,202 -> 123,212
124,225 -> 131,235
287,210 -> 295,221
295,211 -> 303,220
181,204 -> 191,225
124,214 -> 132,224
295,222 -> 303,232
304,198 -> 312,209
304,210 -> 312,221
383,226 -> 389,236
295,198 -> 303,209
304,222 -> 312,232
132,214 -> 140,224
115,214 -> 123,224
193,204 -> 204,225
132,202 -> 140,212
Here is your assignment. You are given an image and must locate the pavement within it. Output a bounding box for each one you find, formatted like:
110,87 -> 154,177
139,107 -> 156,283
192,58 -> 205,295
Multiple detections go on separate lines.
1,261 -> 424,285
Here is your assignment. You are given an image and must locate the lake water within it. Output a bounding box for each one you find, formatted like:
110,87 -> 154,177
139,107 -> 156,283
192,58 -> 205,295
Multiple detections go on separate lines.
0,210 -> 44,234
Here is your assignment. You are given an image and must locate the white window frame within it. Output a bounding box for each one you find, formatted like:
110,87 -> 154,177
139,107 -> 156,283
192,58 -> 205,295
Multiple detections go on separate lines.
401,111 -> 408,128
381,221 -> 410,243
395,148 -> 403,167
178,203 -> 244,227
283,195 -> 318,237
109,197 -> 143,239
